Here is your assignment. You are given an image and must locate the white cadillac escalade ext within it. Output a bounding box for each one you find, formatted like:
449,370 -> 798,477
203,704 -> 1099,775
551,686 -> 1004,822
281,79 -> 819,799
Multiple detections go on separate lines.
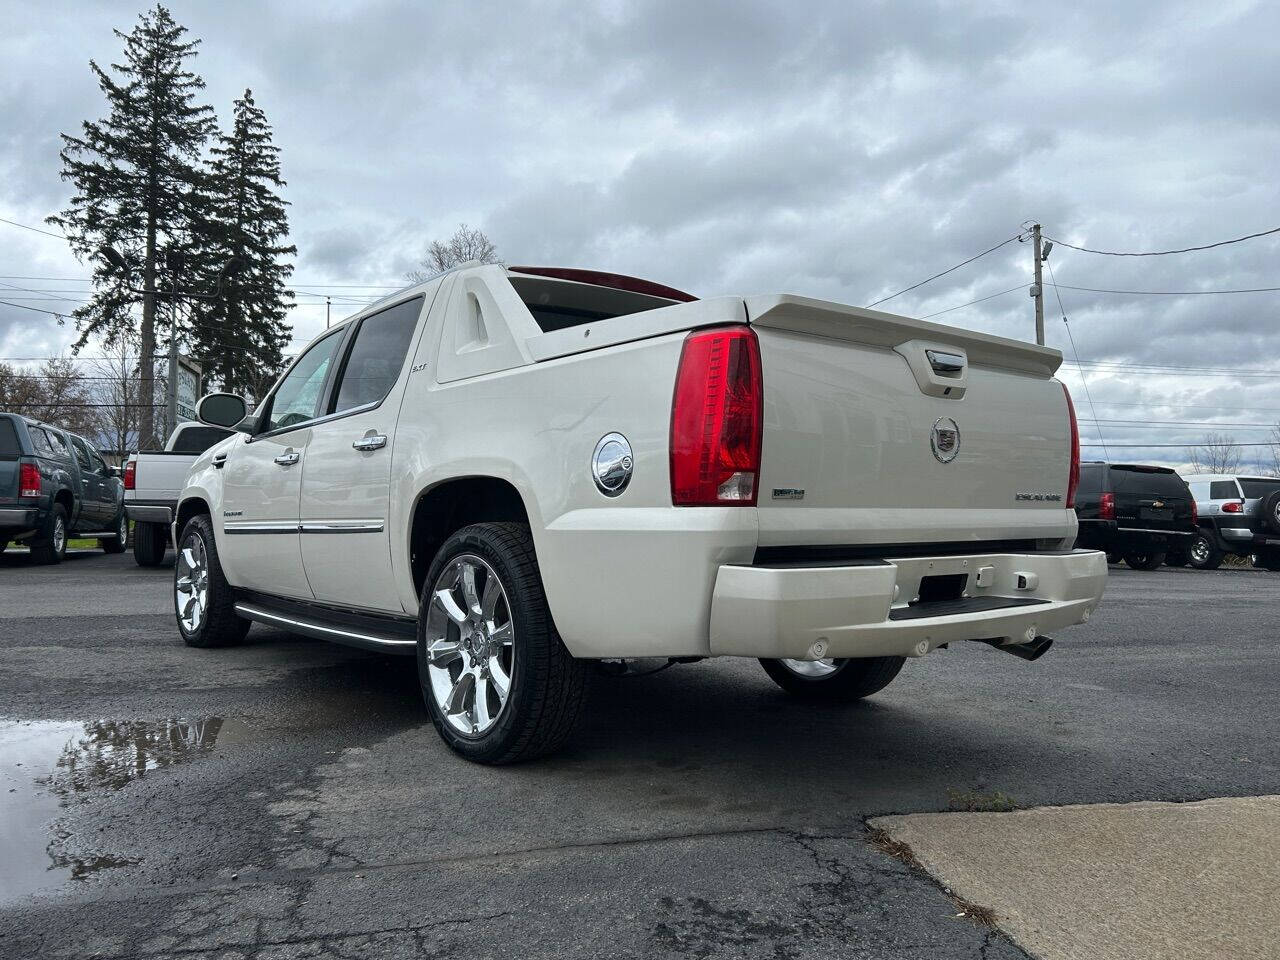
175,263 -> 1107,763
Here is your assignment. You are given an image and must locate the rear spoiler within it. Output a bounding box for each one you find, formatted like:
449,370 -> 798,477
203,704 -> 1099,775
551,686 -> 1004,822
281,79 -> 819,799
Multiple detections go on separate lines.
745,294 -> 1063,378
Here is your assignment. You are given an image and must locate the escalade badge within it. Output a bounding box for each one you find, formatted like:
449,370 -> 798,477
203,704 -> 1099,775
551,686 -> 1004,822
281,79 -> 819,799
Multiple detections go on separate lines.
1152,500 -> 1165,508
930,417 -> 961,463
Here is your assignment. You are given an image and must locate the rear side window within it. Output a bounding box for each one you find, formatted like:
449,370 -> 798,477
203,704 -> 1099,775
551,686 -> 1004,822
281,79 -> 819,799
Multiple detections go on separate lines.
1209,480 -> 1239,499
45,430 -> 70,460
29,428 -> 57,458
0,419 -> 18,456
509,276 -> 677,332
1240,479 -> 1280,498
171,426 -> 233,454
331,297 -> 423,413
1111,467 -> 1189,498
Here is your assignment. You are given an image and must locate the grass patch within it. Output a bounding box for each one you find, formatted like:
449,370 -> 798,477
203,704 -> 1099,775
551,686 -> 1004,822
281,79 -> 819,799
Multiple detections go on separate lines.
951,898 -> 998,928
867,827 -> 1000,929
866,827 -> 919,867
946,788 -> 1019,812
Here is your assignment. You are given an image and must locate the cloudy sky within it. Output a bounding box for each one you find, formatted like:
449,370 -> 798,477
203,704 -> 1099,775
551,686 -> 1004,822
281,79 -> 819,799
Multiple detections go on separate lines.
3,0 -> 1279,468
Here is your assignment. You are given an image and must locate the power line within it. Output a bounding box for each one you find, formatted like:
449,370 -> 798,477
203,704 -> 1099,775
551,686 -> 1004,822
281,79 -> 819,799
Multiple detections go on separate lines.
0,216 -> 66,241
1047,259 -> 1108,459
0,298 -> 68,317
867,234 -> 1021,308
1045,225 -> 1280,257
918,283 -> 1026,319
1049,281 -> 1280,296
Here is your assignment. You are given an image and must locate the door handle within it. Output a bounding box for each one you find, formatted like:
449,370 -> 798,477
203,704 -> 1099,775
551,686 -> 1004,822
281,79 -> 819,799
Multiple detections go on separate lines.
273,451 -> 300,466
352,434 -> 387,451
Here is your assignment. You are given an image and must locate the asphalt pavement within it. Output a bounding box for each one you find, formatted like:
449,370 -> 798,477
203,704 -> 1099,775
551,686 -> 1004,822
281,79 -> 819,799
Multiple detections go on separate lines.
0,548 -> 1276,959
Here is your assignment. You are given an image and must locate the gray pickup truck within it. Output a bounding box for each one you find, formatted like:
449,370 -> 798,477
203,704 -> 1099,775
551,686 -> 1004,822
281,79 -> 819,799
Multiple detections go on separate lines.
0,413 -> 127,563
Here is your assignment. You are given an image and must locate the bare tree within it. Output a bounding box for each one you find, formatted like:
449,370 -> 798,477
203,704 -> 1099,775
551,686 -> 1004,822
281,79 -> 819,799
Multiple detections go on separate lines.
1185,431 -> 1242,474
406,223 -> 499,282
1267,425 -> 1280,477
0,357 -> 98,436
84,345 -> 147,457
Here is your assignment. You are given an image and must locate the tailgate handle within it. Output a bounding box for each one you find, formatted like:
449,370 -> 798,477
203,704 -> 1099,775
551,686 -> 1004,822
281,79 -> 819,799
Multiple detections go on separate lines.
926,349 -> 965,374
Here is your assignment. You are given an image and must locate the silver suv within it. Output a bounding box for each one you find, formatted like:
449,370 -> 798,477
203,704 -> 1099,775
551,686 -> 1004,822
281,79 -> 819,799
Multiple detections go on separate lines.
1181,474 -> 1280,570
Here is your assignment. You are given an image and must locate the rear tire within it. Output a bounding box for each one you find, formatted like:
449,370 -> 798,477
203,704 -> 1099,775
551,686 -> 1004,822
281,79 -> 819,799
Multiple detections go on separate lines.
29,505 -> 67,565
174,514 -> 248,648
760,656 -> 905,701
1187,534 -> 1223,570
1124,551 -> 1166,571
417,522 -> 586,764
1106,553 -> 1122,565
101,512 -> 128,553
133,520 -> 168,566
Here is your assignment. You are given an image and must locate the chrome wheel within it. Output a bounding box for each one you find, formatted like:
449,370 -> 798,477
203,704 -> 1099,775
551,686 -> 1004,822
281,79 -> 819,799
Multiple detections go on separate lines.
779,657 -> 842,678
1190,537 -> 1210,565
118,513 -> 128,541
424,555 -> 515,738
175,532 -> 210,633
52,514 -> 66,554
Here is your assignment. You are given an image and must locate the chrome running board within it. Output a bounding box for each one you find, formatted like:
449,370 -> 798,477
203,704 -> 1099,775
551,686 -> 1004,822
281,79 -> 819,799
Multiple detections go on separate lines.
234,601 -> 417,655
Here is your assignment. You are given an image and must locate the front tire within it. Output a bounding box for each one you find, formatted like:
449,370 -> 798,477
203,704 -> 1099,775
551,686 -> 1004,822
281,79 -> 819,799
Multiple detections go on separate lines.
417,522 -> 586,764
759,656 -> 905,701
29,505 -> 67,565
101,512 -> 128,553
1187,534 -> 1223,570
133,520 -> 168,566
174,514 -> 248,648
1124,551 -> 1166,571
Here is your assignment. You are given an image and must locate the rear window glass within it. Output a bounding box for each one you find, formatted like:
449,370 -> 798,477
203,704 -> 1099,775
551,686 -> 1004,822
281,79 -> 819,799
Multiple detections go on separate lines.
1240,479 -> 1280,498
1110,467 -> 1189,498
510,276 -> 676,333
171,426 -> 233,455
331,297 -> 423,412
0,419 -> 19,456
1076,464 -> 1105,504
1209,480 -> 1239,499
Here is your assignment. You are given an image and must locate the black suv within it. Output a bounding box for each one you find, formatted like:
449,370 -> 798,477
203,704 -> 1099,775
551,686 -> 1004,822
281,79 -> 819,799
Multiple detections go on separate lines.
1073,462 -> 1197,570
0,413 -> 127,563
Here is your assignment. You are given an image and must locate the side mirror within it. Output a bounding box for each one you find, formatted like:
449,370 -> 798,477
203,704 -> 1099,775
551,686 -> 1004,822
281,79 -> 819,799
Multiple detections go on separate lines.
106,465 -> 120,478
196,392 -> 248,429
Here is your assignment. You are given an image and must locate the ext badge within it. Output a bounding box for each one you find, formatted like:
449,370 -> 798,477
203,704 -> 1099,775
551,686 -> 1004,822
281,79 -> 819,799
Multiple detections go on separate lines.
931,417 -> 961,463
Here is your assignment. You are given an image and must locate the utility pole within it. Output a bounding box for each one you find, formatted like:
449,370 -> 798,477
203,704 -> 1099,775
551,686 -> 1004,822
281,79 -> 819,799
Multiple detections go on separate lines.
326,295 -> 331,328
1031,223 -> 1045,346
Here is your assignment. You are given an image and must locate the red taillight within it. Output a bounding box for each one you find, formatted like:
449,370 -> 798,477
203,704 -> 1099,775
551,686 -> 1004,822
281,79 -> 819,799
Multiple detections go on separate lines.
1223,500 -> 1243,513
1062,383 -> 1080,508
1100,492 -> 1115,520
670,326 -> 763,506
123,459 -> 136,490
19,462 -> 41,498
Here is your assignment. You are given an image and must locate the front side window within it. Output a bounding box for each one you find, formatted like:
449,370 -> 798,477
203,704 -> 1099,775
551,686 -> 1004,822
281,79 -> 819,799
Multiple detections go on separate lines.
331,297 -> 424,414
69,435 -> 94,472
45,430 -> 71,460
260,330 -> 344,433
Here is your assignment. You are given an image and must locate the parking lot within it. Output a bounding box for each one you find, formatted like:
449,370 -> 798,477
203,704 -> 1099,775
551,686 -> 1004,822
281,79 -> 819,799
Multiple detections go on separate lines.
1,550 -> 1277,959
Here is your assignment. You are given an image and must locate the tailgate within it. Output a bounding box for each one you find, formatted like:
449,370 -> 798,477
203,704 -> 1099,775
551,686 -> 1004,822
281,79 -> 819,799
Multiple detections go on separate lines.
1110,466 -> 1194,531
746,294 -> 1075,549
132,452 -> 197,502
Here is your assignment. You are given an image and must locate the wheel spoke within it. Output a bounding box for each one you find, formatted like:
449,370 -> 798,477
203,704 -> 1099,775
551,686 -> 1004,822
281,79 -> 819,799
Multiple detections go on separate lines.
481,574 -> 502,618
443,672 -> 474,716
426,638 -> 463,667
473,676 -> 493,728
460,562 -> 481,615
432,589 -> 468,625
176,575 -> 194,591
488,622 -> 513,647
180,547 -> 197,572
487,657 -> 510,700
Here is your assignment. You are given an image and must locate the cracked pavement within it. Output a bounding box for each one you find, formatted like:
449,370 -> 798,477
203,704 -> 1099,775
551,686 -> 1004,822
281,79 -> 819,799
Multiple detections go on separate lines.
1,551 -> 1277,958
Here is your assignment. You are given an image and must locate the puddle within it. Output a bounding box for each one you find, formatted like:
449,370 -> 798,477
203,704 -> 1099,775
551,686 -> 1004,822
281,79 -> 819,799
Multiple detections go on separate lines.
0,717 -> 250,904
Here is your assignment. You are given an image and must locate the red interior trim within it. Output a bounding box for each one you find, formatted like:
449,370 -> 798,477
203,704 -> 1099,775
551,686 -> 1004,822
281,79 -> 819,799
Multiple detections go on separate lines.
507,266 -> 697,302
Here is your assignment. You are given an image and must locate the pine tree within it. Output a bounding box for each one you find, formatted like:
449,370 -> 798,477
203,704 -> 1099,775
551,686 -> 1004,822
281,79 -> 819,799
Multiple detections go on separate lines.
49,4 -> 215,448
189,89 -> 295,394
